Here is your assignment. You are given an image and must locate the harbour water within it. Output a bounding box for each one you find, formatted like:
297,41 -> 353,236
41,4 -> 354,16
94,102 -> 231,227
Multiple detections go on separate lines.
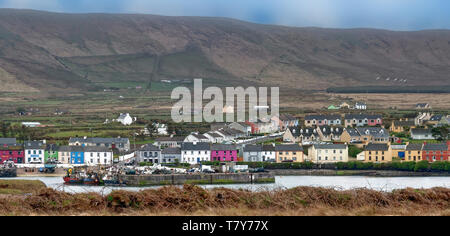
2,176 -> 450,195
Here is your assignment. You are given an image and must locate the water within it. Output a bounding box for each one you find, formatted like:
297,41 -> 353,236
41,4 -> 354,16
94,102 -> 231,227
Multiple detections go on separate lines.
2,176 -> 449,194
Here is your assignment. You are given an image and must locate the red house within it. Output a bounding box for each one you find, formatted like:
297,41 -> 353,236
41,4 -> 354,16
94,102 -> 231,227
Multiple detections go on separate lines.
0,138 -> 24,164
422,141 -> 450,162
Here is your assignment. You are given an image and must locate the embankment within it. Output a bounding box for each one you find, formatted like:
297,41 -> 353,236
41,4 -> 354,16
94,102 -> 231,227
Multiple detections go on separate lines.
121,173 -> 275,186
0,182 -> 448,216
17,168 -> 66,177
268,169 -> 450,177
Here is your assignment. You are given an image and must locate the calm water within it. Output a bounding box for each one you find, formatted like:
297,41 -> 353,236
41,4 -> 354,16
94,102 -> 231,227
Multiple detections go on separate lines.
2,176 -> 450,194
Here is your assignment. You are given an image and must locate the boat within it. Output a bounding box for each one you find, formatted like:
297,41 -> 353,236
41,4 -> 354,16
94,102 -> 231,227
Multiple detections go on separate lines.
63,176 -> 83,185
0,161 -> 17,178
63,168 -> 100,186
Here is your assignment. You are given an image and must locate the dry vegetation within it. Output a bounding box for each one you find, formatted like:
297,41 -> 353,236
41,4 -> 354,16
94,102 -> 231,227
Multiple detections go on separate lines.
0,183 -> 449,216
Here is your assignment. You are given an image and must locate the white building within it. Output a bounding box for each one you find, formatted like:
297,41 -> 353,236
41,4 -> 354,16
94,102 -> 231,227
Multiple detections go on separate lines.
308,144 -> 349,164
262,144 -> 276,162
116,113 -> 136,126
24,140 -> 46,164
84,147 -> 114,166
181,142 -> 211,165
355,102 -> 367,110
184,133 -> 210,143
154,123 -> 168,135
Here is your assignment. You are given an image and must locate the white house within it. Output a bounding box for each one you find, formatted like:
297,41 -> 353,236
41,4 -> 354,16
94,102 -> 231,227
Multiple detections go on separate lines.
116,113 -> 136,126
355,102 -> 367,110
24,140 -> 46,164
181,142 -> 211,165
262,144 -> 276,162
308,144 -> 349,164
84,147 -> 113,166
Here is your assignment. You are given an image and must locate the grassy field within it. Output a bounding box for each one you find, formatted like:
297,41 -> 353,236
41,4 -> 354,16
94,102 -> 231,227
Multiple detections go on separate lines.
0,184 -> 448,216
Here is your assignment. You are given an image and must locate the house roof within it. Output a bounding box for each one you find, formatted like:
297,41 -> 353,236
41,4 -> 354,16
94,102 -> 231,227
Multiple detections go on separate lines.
45,144 -> 59,152
162,147 -> 181,155
430,115 -> 444,121
211,144 -> 237,151
0,138 -> 16,145
356,127 -> 389,138
275,144 -> 303,152
305,114 -> 341,120
206,132 -> 223,138
406,143 -> 423,151
364,143 -> 389,151
181,142 -> 210,151
139,144 -> 161,152
262,145 -> 276,151
423,143 -> 448,151
83,146 -> 112,152
69,137 -> 129,144
289,127 -> 317,138
318,126 -> 344,136
313,144 -> 347,150
411,128 -> 432,136
393,120 -> 415,127
345,128 -> 361,137
244,145 -> 262,152
188,133 -> 209,140
345,114 -> 382,120
416,103 -> 429,108
24,141 -> 45,149
155,136 -> 185,142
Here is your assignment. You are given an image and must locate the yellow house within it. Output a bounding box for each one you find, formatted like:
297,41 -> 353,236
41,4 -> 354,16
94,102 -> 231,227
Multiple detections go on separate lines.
390,120 -> 415,133
275,144 -> 304,163
364,143 -> 392,163
405,143 -> 423,162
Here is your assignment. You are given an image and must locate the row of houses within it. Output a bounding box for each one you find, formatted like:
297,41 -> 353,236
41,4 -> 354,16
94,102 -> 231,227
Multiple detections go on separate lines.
0,137 -> 130,165
283,126 -> 390,145
304,114 -> 383,127
360,141 -> 450,163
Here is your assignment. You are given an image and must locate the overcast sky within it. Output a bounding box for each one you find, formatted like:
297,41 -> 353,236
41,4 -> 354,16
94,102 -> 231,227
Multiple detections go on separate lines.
0,0 -> 449,30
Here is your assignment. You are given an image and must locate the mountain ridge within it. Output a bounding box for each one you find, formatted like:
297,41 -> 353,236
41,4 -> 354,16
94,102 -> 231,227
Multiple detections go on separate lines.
0,8 -> 449,93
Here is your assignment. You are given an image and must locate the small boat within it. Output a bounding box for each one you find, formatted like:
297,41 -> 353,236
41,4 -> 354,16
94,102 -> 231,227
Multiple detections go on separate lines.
83,178 -> 100,185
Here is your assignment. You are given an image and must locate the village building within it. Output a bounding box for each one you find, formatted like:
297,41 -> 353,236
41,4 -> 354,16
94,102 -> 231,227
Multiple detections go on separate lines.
410,128 -> 434,140
154,136 -> 184,148
422,142 -> 449,162
405,143 -> 423,162
308,144 -> 348,164
283,127 -> 302,143
340,128 -> 362,144
275,144 -> 304,163
211,144 -> 238,162
304,115 -> 342,127
339,102 -> 351,109
327,105 -> 339,110
262,145 -> 276,162
228,122 -> 252,136
390,144 -> 407,160
69,137 -> 130,152
344,114 -> 382,127
0,138 -> 24,164
181,142 -> 211,164
115,113 -> 136,126
69,146 -> 85,165
271,114 -> 299,131
152,123 -> 169,136
214,128 -> 246,141
136,144 -> 161,164
356,127 -> 390,144
355,102 -> 367,110
184,133 -> 210,143
24,140 -> 46,164
437,115 -> 450,127
246,119 -> 279,134
363,143 -> 392,163
84,146 -> 113,165
57,146 -> 72,164
316,126 -> 344,142
161,147 -> 182,163
415,112 -> 432,126
44,144 -> 59,163
204,132 -> 225,143
427,115 -> 444,127
390,120 -> 416,133
416,103 -> 431,110
243,145 -> 263,162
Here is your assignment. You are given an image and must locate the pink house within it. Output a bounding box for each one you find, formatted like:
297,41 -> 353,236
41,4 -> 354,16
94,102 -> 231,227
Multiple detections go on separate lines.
0,141 -> 24,164
211,144 -> 238,162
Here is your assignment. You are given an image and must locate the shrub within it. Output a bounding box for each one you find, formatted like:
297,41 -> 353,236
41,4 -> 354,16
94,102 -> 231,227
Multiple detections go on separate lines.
414,161 -> 430,172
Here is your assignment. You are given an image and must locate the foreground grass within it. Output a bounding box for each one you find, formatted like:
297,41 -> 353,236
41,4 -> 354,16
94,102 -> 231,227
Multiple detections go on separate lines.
0,182 -> 448,216
0,180 -> 46,195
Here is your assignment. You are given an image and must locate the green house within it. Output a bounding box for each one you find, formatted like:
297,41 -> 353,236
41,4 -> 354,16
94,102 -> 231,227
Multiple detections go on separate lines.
44,144 -> 59,163
327,105 -> 339,110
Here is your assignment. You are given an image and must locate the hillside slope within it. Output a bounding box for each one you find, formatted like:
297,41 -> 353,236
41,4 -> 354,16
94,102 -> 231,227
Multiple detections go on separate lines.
0,9 -> 449,93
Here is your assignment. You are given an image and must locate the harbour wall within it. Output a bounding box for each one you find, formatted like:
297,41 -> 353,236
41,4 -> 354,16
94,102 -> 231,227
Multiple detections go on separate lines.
268,169 -> 450,177
120,173 -> 275,186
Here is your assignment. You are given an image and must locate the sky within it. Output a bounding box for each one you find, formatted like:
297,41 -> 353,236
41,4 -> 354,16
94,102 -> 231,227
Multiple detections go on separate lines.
0,0 -> 449,30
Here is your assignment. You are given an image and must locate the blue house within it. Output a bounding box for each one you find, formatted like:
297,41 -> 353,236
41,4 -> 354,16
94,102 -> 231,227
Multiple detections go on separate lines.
70,146 -> 85,164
